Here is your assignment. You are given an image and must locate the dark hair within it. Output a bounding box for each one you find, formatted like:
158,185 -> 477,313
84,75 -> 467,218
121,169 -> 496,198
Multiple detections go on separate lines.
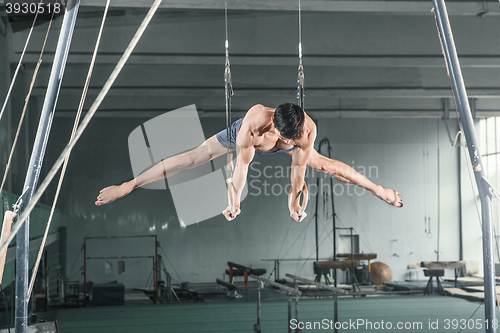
274,103 -> 305,139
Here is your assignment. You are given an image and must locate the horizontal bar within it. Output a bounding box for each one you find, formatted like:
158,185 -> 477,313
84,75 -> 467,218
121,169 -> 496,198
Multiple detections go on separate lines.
228,261 -> 252,272
86,256 -> 154,260
349,290 -> 422,296
216,278 -> 238,290
250,274 -> 301,296
261,258 -> 332,262
337,253 -> 377,260
85,235 -> 156,240
72,0 -> 500,16
285,273 -> 346,295
19,52 -> 500,68
315,260 -> 359,269
53,109 -> 500,119
34,87 -> 500,98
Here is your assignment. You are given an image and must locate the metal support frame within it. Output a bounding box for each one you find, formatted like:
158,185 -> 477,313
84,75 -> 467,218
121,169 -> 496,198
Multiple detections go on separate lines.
14,2 -> 79,332
83,235 -> 158,306
286,273 -> 346,333
160,267 -> 179,302
255,281 -> 261,333
443,98 -> 450,119
432,1 -> 497,332
154,239 -> 158,303
315,138 -> 337,286
250,274 -> 300,333
294,279 -> 299,333
335,227 -> 360,292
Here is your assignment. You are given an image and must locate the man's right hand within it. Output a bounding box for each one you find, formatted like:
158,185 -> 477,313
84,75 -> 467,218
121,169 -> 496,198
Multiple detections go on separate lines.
223,205 -> 241,221
289,204 -> 307,222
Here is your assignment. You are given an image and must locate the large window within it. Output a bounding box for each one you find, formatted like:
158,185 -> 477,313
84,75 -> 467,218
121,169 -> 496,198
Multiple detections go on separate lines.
479,118 -> 500,242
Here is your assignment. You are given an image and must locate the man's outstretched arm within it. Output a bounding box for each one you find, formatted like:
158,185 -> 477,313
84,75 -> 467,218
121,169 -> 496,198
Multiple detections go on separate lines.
222,129 -> 255,221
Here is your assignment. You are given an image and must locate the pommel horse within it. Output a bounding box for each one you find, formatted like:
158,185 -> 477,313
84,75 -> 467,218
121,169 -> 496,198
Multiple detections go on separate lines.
227,261 -> 266,298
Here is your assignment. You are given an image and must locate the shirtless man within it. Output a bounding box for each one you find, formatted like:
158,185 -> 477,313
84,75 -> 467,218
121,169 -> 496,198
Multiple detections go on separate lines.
95,103 -> 403,222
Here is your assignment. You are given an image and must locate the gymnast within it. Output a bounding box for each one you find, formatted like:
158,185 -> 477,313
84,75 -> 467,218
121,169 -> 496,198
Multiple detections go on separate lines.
95,103 -> 403,222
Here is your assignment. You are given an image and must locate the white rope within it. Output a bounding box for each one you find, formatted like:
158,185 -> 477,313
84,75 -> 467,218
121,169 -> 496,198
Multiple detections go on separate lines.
0,0 -> 44,125
224,1 -> 235,214
297,0 -> 305,109
0,3 -> 57,197
450,130 -> 462,157
298,0 -> 302,65
0,0 -> 164,257
224,1 -> 232,161
27,0 -> 111,297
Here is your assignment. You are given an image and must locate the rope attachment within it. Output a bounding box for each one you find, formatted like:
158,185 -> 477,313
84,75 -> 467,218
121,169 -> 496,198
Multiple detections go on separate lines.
297,0 -> 305,109
225,2 -> 235,214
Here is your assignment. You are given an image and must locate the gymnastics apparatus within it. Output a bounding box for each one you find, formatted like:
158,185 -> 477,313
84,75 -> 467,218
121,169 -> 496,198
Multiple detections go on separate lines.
0,1 -> 497,333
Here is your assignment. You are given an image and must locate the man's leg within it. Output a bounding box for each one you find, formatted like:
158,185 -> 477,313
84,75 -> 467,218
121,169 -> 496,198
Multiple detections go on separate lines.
95,135 -> 227,206
305,149 -> 403,207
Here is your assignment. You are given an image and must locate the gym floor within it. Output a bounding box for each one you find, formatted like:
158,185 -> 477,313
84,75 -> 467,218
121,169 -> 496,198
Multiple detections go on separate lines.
38,282 -> 488,333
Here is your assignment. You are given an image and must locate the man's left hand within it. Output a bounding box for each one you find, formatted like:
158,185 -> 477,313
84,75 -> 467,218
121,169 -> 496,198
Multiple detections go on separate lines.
223,205 -> 241,221
290,204 -> 307,222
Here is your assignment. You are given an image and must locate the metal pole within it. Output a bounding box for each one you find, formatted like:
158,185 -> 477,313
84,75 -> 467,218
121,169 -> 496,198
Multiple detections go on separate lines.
294,279 -> 300,333
83,240 -> 86,307
288,294 -> 292,333
154,238 -> 158,303
168,274 -> 172,302
327,141 -> 337,288
432,1 -> 496,332
333,293 -> 338,333
15,2 -> 79,332
255,283 -> 261,333
314,176 -> 320,261
437,119 -> 441,262
350,228 -> 355,291
458,147 -> 464,261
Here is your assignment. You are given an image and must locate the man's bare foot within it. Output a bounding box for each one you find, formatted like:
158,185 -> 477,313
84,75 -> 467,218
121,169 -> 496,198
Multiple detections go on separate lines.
95,182 -> 135,206
372,186 -> 403,208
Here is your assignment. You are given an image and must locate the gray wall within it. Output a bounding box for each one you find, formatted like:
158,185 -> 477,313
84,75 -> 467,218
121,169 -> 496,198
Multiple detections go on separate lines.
0,3 -> 491,288
10,7 -> 500,117
42,114 -> 466,286
314,118 -> 462,281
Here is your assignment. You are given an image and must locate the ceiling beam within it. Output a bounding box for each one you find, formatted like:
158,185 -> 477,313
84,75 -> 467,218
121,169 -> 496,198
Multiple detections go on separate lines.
77,0 -> 500,16
33,87 -> 500,98
17,52 -> 500,68
53,109 -> 500,119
